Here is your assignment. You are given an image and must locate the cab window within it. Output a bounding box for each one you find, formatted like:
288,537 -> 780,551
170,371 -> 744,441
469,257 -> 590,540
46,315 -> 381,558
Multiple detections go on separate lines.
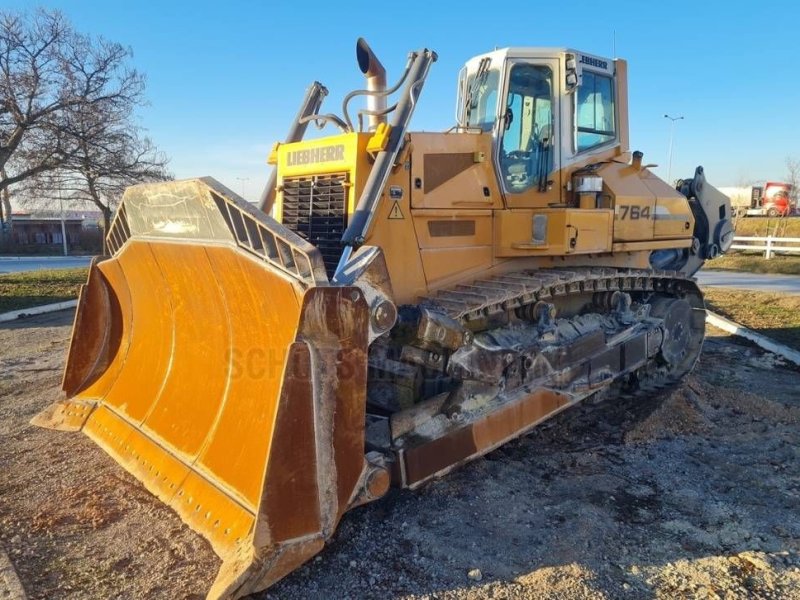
575,71 -> 615,152
499,63 -> 553,193
463,69 -> 499,132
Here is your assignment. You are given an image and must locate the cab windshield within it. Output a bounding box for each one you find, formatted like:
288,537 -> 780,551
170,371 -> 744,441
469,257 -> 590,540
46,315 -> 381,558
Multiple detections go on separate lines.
461,67 -> 500,131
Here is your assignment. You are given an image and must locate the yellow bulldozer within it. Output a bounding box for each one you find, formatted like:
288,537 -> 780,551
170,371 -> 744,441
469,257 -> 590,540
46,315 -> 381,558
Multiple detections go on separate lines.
34,39 -> 732,598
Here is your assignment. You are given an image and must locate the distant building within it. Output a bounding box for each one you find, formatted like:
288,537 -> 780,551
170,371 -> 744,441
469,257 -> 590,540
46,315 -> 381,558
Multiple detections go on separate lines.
2,198 -> 104,253
9,214 -> 83,246
8,197 -> 104,229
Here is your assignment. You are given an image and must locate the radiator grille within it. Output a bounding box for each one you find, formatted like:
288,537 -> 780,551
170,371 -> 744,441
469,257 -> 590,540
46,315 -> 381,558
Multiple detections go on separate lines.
281,173 -> 348,277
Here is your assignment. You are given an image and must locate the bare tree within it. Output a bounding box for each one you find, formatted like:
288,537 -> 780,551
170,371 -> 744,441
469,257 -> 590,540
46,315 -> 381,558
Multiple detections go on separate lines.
0,167 -> 9,232
2,8 -> 169,252
786,156 -> 799,205
63,99 -> 170,247
0,8 -> 144,229
30,107 -> 170,252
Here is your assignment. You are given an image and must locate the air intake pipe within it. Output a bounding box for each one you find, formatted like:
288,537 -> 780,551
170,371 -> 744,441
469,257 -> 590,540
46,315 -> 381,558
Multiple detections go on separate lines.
356,38 -> 387,131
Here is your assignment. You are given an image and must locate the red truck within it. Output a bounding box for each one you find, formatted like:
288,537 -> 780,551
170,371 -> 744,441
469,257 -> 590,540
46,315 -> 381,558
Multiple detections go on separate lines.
719,182 -> 795,217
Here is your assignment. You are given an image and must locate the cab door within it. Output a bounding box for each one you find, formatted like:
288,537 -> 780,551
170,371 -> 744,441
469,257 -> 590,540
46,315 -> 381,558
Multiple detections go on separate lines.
495,58 -> 562,208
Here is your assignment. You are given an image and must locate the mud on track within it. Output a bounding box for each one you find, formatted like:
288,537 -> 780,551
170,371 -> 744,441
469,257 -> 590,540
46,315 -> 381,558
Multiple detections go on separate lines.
1,310 -> 799,599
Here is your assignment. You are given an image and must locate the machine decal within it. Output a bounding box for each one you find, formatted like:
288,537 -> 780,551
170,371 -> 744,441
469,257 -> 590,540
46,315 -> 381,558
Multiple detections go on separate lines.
653,213 -> 689,221
388,201 -> 405,219
617,205 -> 651,220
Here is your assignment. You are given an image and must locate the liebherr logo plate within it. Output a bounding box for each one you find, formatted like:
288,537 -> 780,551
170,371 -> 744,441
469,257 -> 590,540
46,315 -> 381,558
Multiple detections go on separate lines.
579,55 -> 609,70
286,144 -> 345,166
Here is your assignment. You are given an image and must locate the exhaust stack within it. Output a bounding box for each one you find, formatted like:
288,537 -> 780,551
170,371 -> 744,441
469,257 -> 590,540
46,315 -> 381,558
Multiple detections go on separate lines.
356,38 -> 387,131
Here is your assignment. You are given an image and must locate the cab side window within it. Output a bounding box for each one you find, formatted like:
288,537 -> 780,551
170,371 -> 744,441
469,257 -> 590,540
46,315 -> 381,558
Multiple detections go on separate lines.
576,71 -> 615,152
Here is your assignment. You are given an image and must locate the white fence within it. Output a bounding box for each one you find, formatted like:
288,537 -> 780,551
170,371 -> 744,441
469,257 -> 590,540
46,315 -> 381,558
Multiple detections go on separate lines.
729,236 -> 800,259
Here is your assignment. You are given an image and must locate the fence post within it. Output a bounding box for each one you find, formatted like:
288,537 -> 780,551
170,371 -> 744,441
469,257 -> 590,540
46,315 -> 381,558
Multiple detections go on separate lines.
766,236 -> 773,260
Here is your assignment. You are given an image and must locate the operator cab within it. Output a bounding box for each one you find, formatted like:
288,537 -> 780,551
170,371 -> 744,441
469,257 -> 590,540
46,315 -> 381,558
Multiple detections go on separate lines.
456,48 -> 628,205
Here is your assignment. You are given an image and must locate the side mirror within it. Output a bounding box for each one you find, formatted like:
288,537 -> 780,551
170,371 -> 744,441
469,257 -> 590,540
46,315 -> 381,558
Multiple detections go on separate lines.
565,53 -> 579,92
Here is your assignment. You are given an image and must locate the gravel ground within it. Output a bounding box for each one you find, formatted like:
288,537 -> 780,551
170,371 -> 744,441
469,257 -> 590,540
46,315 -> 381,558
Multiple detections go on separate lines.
1,309 -> 799,599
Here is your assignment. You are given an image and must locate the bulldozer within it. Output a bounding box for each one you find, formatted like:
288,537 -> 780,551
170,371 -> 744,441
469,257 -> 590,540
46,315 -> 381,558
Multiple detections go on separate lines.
34,39 -> 732,598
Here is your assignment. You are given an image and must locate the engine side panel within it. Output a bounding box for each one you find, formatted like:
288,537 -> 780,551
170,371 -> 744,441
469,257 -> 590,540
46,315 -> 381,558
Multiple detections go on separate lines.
357,132 -> 696,305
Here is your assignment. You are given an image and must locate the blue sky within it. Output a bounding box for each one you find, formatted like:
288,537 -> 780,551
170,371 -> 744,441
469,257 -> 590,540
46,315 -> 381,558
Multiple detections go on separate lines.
10,0 -> 800,200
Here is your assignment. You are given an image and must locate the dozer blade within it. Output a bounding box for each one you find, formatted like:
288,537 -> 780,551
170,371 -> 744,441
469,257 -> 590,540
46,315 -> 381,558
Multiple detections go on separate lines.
33,178 -> 389,599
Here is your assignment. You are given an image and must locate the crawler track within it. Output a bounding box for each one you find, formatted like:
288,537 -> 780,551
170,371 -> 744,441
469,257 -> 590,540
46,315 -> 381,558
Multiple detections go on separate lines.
367,267 -> 707,487
420,267 -> 701,323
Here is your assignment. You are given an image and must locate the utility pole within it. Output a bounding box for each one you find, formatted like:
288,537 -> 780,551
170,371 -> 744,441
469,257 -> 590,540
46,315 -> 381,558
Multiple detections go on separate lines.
58,172 -> 68,256
664,114 -> 684,184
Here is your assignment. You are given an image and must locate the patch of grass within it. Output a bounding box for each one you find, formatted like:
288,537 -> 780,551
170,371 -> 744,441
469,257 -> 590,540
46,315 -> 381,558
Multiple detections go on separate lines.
0,267 -> 88,313
717,217 -> 800,275
733,216 -> 800,238
705,254 -> 800,275
703,289 -> 800,350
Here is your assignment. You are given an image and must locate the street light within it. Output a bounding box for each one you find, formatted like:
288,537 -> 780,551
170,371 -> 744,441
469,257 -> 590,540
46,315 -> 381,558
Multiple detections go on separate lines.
235,177 -> 250,200
664,114 -> 684,184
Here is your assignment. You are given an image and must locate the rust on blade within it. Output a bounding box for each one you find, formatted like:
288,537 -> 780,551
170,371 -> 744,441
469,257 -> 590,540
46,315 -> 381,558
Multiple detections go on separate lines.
60,257 -> 121,397
216,285 -> 372,598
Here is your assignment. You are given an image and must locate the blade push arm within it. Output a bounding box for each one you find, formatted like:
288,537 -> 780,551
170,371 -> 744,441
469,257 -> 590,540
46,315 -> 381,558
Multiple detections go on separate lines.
259,81 -> 329,214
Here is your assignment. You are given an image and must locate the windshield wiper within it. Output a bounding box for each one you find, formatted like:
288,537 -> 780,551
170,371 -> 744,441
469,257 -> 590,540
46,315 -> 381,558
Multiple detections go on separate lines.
463,57 -> 491,125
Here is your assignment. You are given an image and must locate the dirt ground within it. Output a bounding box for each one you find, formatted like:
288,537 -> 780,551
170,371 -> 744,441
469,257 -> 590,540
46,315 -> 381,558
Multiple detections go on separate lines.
1,309 -> 799,599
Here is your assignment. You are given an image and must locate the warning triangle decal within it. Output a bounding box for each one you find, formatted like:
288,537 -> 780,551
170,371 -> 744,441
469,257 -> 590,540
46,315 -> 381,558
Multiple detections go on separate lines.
388,201 -> 404,220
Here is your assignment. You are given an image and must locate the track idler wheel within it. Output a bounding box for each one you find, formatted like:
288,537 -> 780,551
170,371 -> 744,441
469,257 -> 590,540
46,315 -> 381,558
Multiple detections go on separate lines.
649,295 -> 704,376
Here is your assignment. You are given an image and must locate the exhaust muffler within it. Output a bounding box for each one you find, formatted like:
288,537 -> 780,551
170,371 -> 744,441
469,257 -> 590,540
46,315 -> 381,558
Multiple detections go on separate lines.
356,38 -> 387,131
